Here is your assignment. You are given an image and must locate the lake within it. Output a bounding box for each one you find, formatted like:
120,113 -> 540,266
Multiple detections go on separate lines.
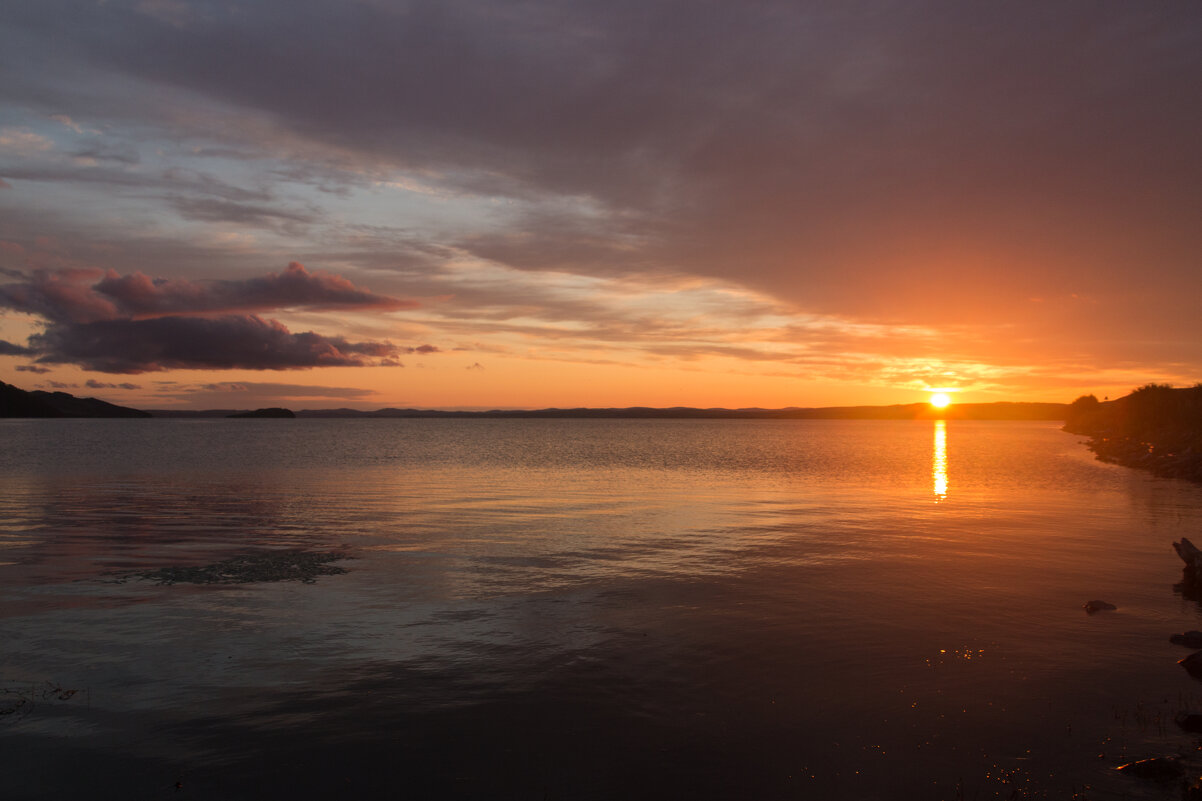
3,418 -> 1202,799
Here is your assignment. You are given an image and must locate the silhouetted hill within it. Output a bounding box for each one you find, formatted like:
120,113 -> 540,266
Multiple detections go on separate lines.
0,381 -> 151,418
0,381 -> 63,417
1064,383 -> 1202,482
227,407 -> 296,418
4,383 -> 1065,422
145,409 -> 243,418
293,402 -> 1067,420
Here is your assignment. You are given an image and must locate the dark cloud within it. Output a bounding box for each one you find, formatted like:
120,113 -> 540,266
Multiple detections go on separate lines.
70,144 -> 140,165
0,262 -> 414,323
0,164 -> 271,201
0,263 -> 421,374
15,364 -> 50,373
166,197 -> 317,231
85,379 -> 141,389
0,338 -> 33,355
408,344 -> 440,354
29,314 -> 399,373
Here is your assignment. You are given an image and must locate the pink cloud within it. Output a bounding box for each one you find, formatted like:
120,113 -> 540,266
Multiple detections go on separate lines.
29,314 -> 401,373
0,262 -> 415,324
1,263 -> 426,373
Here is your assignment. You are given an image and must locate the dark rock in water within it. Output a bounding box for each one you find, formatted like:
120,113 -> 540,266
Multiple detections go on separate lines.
227,407 -> 296,418
1083,600 -> 1117,613
1177,538 -> 1202,570
1180,651 -> 1202,677
1171,631 -> 1202,648
1177,713 -> 1202,733
1115,756 -> 1183,780
106,549 -> 350,585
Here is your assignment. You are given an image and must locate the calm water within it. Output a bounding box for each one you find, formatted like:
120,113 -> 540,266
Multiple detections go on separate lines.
3,419 -> 1202,800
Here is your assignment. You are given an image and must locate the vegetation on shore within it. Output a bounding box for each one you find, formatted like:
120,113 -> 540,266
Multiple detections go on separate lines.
1064,384 -> 1202,482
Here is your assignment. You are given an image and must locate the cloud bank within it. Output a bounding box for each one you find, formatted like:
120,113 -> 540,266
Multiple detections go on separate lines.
0,263 -> 418,373
0,339 -> 32,355
0,261 -> 412,324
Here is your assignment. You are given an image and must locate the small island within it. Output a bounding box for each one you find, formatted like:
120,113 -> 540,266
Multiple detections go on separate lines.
1064,383 -> 1202,483
226,407 -> 296,418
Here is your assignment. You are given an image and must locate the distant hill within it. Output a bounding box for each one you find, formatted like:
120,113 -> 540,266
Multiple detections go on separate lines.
227,407 -> 296,418
293,402 -> 1067,420
0,381 -> 151,418
4,379 -> 1068,421
145,408 -> 244,418
146,401 -> 1068,420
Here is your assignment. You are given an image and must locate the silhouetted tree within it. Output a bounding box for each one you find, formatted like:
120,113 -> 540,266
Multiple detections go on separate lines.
1063,393 -> 1102,434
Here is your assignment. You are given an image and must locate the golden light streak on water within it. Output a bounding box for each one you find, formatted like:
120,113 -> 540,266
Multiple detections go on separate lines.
933,419 -> 948,502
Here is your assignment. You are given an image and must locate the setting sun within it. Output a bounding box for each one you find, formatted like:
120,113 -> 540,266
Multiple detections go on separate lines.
930,392 -> 952,409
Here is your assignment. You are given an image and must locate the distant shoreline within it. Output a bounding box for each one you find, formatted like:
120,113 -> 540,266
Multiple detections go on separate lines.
148,402 -> 1069,420
1,380 -> 1070,421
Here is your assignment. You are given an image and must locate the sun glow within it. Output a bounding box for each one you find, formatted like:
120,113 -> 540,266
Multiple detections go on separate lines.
929,392 -> 952,409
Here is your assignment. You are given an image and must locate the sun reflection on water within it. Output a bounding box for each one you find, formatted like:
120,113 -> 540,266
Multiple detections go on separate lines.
933,419 -> 948,502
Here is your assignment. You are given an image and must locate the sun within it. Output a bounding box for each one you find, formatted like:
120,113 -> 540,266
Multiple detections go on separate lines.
929,392 -> 952,409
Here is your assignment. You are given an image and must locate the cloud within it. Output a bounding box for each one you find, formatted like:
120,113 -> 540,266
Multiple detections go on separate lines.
466,362 -> 484,370
408,344 -> 440,354
49,114 -> 88,134
0,338 -> 32,355
151,380 -> 379,407
70,144 -> 140,166
166,196 -> 316,230
29,314 -> 400,373
0,262 -> 421,372
0,268 -> 119,324
85,379 -> 141,389
15,364 -> 51,373
0,128 -> 53,155
0,262 -> 413,323
190,381 -> 373,398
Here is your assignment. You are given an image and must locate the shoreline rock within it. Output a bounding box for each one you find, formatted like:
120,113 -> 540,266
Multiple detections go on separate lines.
1064,384 -> 1202,484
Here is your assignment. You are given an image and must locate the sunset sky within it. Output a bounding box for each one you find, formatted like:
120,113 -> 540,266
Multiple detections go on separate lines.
1,1 -> 1199,410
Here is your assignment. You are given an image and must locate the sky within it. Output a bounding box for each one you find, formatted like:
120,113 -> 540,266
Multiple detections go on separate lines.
1,0 -> 1200,410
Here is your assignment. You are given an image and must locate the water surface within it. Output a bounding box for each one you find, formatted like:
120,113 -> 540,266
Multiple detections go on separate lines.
3,419 -> 1202,799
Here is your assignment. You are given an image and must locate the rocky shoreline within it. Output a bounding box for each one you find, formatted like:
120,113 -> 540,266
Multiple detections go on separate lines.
1065,386 -> 1202,796
1064,384 -> 1202,484
1083,435 -> 1202,482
